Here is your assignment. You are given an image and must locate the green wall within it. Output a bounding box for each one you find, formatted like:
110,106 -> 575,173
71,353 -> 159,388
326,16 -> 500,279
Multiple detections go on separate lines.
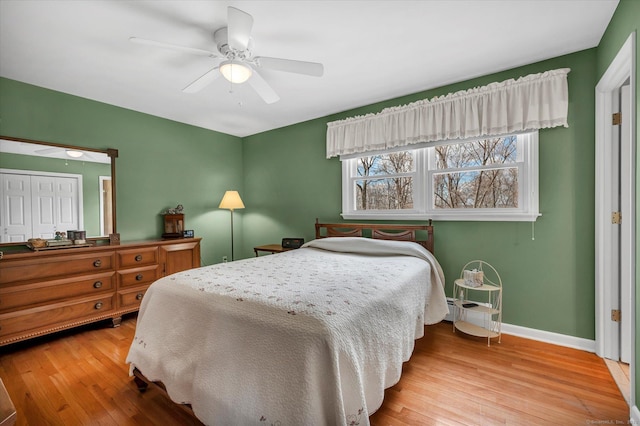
3,59 -> 600,340
0,78 -> 244,266
0,152 -> 111,236
595,0 -> 640,413
243,48 -> 597,340
1,2 -> 637,408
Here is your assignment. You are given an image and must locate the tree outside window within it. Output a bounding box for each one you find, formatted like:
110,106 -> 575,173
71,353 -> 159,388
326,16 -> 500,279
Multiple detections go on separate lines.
433,136 -> 518,209
342,131 -> 538,221
355,151 -> 414,210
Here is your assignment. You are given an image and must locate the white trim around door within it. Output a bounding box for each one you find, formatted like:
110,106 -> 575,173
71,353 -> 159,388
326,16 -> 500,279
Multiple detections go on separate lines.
595,31 -> 636,409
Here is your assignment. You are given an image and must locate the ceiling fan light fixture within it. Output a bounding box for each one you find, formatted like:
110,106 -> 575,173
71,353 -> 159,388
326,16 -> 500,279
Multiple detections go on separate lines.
220,60 -> 252,84
66,150 -> 84,158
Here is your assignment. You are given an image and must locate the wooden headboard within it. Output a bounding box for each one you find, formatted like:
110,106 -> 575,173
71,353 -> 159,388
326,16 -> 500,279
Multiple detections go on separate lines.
315,219 -> 434,254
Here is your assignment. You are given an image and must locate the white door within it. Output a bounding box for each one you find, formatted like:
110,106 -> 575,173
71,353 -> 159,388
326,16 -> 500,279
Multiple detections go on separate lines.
55,176 -> 79,233
619,83 -> 632,364
594,31 -> 636,410
0,173 -> 32,243
607,83 -> 633,364
31,175 -> 57,239
0,171 -> 82,241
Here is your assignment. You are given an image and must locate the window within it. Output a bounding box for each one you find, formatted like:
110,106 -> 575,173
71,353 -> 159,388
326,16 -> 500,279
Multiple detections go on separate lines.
341,132 -> 539,221
354,151 -> 416,211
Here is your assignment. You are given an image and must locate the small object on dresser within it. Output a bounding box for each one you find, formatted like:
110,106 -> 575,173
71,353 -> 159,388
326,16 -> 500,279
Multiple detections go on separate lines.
282,238 -> 304,249
71,230 -> 86,244
463,269 -> 484,287
183,229 -> 194,238
162,205 -> 185,239
28,238 -> 47,248
46,239 -> 72,247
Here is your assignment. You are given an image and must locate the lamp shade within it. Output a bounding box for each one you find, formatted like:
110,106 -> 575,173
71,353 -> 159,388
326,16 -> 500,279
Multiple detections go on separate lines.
219,61 -> 252,84
219,191 -> 245,210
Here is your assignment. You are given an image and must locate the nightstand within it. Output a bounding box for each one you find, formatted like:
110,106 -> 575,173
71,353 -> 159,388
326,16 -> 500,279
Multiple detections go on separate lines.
254,244 -> 291,256
453,261 -> 502,346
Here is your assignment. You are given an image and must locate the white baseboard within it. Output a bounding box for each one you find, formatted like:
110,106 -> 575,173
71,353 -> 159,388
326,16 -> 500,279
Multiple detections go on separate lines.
445,298 -> 597,353
500,323 -> 596,353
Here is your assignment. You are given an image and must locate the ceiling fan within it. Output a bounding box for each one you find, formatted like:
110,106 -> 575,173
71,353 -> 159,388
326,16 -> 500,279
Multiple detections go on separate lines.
130,6 -> 324,104
35,146 -> 98,161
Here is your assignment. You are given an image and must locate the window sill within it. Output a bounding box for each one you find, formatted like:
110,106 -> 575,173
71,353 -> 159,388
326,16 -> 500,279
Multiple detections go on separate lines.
341,212 -> 541,222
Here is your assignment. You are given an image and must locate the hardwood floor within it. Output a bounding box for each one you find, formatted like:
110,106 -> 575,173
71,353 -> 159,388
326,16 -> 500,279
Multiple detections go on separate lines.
0,315 -> 628,425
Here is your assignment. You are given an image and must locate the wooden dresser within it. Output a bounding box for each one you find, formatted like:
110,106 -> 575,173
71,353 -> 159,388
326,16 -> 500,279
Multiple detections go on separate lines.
0,238 -> 201,346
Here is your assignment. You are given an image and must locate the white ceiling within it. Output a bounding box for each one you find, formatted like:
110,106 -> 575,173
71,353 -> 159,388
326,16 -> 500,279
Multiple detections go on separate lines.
0,0 -> 618,138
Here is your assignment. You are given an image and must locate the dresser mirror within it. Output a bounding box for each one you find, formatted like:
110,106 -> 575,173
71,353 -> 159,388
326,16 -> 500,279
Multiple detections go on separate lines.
0,136 -> 118,244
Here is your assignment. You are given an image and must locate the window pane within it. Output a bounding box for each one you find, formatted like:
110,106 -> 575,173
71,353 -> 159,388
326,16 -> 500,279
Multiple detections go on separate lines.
356,178 -> 413,210
433,168 -> 518,208
435,136 -> 517,170
357,151 -> 414,177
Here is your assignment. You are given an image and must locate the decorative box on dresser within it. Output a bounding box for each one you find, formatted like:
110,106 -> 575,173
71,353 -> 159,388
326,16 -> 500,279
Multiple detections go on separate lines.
0,238 -> 201,346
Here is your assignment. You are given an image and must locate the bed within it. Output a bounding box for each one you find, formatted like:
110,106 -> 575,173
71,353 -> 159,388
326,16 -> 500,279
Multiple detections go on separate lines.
126,221 -> 448,425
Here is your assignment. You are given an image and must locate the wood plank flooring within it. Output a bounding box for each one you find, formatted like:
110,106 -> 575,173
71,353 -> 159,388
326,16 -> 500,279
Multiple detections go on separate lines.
0,315 -> 628,425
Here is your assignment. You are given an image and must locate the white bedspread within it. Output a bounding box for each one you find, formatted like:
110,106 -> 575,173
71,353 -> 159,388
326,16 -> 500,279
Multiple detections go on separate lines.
126,238 -> 448,425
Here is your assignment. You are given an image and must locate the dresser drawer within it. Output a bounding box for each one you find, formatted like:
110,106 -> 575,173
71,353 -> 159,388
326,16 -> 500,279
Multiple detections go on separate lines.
118,265 -> 160,288
118,287 -> 149,309
117,247 -> 158,268
0,272 -> 116,313
0,252 -> 115,284
0,294 -> 115,339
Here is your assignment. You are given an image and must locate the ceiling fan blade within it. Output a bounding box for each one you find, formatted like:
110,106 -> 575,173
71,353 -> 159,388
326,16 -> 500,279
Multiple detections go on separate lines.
255,57 -> 324,77
227,6 -> 253,51
35,147 -> 63,154
130,37 -> 218,58
248,70 -> 280,104
182,67 -> 221,93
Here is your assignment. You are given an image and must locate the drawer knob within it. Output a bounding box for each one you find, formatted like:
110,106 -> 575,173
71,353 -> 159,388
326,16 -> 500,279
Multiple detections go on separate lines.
136,293 -> 143,300
93,259 -> 102,267
94,302 -> 103,310
135,255 -> 143,262
93,281 -> 103,289
136,274 -> 143,281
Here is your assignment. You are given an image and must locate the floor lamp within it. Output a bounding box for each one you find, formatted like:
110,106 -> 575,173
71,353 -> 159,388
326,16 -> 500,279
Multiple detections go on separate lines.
219,190 -> 245,261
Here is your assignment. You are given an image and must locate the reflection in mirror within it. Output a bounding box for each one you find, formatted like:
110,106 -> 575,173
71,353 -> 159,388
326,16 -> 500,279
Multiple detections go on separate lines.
0,136 -> 117,243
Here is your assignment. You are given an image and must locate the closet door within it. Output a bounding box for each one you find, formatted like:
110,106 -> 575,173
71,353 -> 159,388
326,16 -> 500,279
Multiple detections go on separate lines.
31,175 -> 57,239
0,173 -> 32,243
55,176 -> 79,234
31,176 -> 79,239
1,172 -> 81,242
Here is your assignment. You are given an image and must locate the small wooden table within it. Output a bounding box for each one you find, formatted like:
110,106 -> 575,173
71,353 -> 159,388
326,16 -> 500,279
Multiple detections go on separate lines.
253,244 -> 291,257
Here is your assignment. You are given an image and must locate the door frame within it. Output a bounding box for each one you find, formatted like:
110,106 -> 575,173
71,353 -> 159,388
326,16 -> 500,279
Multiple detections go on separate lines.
594,31 -> 636,402
99,175 -> 112,236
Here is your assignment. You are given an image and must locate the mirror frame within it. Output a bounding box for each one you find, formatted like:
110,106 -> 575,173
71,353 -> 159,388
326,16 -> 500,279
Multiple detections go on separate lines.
0,135 -> 119,244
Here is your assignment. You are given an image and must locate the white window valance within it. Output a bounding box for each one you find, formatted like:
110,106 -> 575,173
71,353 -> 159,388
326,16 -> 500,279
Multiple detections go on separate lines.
326,68 -> 570,158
